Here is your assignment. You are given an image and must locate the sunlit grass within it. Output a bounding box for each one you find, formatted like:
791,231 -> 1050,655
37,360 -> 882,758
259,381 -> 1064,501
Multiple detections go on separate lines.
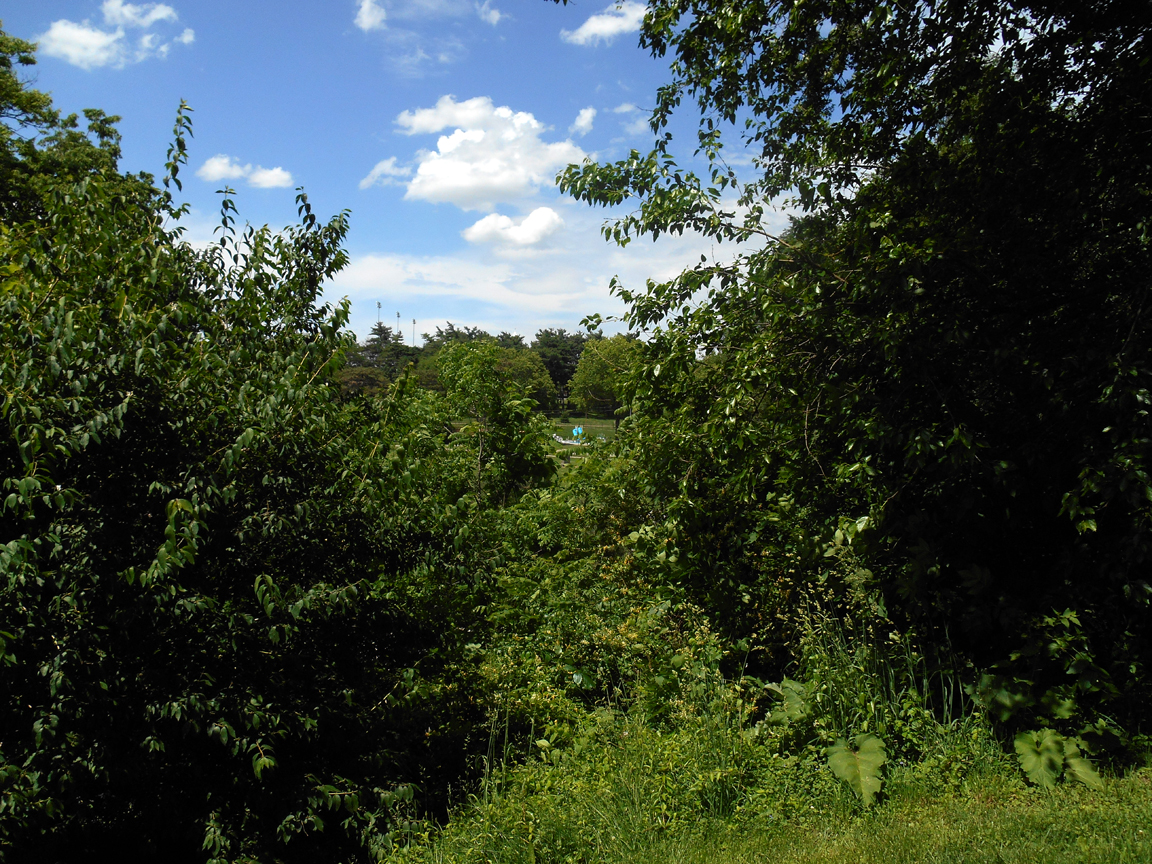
551,418 -> 617,442
386,708 -> 1152,864
649,771 -> 1152,864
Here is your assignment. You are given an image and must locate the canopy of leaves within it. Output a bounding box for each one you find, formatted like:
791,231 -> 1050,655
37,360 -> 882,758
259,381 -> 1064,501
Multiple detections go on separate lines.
422,322 -> 490,353
0,89 -> 508,858
553,0 -> 1152,739
495,346 -> 558,411
438,340 -> 556,504
568,335 -> 639,419
531,328 -> 593,394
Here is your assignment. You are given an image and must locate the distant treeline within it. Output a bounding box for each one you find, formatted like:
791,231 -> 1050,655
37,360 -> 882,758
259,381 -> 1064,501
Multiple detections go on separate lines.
337,322 -> 637,418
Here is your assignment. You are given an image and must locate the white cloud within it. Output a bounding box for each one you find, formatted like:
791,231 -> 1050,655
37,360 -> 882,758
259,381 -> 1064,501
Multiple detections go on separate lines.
560,1 -> 646,46
355,0 -> 387,31
476,1 -> 502,25
610,102 -> 650,135
248,166 -> 294,188
463,207 -> 564,246
326,200 -> 783,341
102,0 -> 176,28
359,157 -> 411,189
196,155 -> 293,188
569,107 -> 596,136
196,154 -> 250,182
37,1 -> 192,70
394,95 -> 586,211
39,20 -> 125,70
623,116 -> 650,136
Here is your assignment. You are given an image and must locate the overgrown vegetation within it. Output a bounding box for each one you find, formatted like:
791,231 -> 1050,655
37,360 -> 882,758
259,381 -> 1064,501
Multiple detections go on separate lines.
2,0 -> 1151,860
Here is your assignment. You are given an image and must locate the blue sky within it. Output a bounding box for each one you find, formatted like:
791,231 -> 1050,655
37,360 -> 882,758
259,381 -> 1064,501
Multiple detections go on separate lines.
4,1 -> 766,343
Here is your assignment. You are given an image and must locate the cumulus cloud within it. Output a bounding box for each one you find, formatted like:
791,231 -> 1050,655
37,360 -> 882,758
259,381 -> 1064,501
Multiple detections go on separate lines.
196,155 -> 249,182
623,116 -> 650,136
355,0 -> 387,31
463,207 -> 564,246
395,95 -> 586,211
248,167 -> 294,188
359,157 -> 412,189
569,107 -> 596,136
102,0 -> 177,28
611,102 -> 650,136
560,1 -> 646,46
476,1 -> 502,25
39,20 -> 124,70
196,155 -> 294,188
37,0 -> 193,69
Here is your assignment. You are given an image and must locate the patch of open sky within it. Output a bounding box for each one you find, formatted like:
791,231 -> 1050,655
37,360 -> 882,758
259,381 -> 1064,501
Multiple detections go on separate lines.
5,0 -> 768,343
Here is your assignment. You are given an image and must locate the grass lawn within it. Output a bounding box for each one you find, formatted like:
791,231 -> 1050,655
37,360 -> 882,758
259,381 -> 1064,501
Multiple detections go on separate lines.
390,767 -> 1152,864
551,418 -> 617,442
651,771 -> 1152,864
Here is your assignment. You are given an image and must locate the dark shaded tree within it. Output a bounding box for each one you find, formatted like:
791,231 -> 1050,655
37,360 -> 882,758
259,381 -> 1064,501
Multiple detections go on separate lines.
421,322 -> 489,354
495,331 -> 526,350
531,328 -> 594,398
0,83 -> 490,861
556,0 -> 1152,738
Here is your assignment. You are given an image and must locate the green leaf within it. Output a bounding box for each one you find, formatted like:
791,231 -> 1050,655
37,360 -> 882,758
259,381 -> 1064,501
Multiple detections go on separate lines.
766,678 -> 810,725
827,733 -> 886,806
1014,729 -> 1064,788
1063,739 -> 1104,790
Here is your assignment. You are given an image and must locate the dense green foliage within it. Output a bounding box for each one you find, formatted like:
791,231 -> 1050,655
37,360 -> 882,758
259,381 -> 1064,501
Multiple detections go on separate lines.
529,329 -> 591,398
438,340 -> 556,503
0,74 -> 559,858
557,0 -> 1152,740
341,322 -> 573,411
2,0 -> 1152,859
567,334 -> 639,421
0,106 -> 491,857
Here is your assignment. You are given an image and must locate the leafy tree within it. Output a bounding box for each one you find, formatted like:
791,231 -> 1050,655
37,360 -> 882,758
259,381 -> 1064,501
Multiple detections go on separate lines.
531,328 -> 592,397
0,29 -> 52,141
414,324 -> 492,392
0,28 -> 154,226
495,346 -> 558,411
421,322 -> 489,354
554,0 -> 1152,736
495,331 -> 526,350
0,87 -> 491,859
359,322 -> 407,365
338,323 -> 421,395
438,341 -> 556,504
568,335 -> 639,423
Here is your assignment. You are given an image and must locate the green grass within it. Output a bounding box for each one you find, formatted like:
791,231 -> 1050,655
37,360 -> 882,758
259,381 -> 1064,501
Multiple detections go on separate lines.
384,707 -> 1152,864
551,418 -> 617,442
644,773 -> 1152,864
391,578 -> 1152,864
391,760 -> 1152,864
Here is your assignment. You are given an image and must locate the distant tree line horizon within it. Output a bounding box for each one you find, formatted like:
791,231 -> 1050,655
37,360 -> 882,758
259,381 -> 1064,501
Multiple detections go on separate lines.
338,321 -> 638,419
